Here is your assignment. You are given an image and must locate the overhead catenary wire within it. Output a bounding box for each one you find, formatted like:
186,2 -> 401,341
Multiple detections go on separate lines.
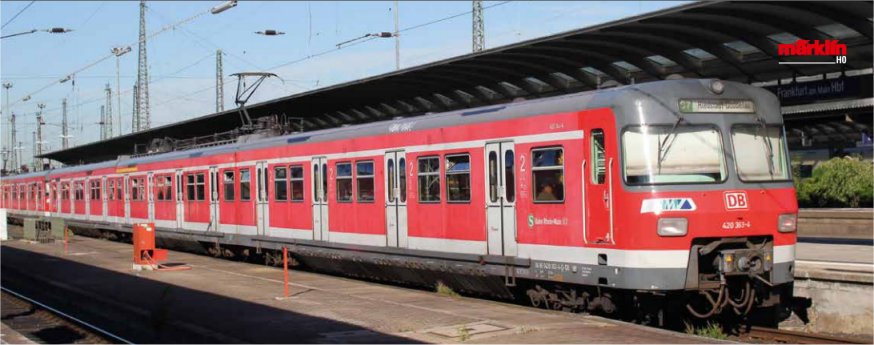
1,1 -> 36,29
7,3 -> 218,111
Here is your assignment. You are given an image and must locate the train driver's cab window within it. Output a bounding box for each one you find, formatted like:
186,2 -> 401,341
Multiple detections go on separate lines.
223,171 -> 235,201
274,167 -> 288,201
445,154 -> 471,202
290,166 -> 304,201
532,147 -> 564,203
356,161 -> 374,202
591,129 -> 606,184
622,125 -> 726,184
240,169 -> 251,201
336,162 -> 353,202
418,157 -> 440,203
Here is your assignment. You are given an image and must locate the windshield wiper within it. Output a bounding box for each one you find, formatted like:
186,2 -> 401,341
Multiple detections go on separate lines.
657,117 -> 685,173
756,116 -> 776,177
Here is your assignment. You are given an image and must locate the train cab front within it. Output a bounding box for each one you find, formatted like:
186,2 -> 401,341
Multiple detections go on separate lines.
615,79 -> 797,321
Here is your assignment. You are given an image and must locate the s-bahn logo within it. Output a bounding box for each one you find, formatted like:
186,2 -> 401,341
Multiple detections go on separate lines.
640,198 -> 696,214
777,39 -> 847,65
724,191 -> 748,210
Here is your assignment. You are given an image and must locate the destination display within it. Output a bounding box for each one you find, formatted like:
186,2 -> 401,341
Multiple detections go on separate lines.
678,99 -> 756,113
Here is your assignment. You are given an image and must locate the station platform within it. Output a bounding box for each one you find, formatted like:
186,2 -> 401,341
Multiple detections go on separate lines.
795,242 -> 873,283
0,235 -> 714,344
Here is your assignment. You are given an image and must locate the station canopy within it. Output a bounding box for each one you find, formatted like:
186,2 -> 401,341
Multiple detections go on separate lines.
42,0 -> 873,165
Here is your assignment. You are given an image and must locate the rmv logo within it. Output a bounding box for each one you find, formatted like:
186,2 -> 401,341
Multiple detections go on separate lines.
724,191 -> 748,210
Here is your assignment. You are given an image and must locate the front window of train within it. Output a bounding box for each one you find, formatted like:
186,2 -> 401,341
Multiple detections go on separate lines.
622,125 -> 726,184
731,125 -> 790,181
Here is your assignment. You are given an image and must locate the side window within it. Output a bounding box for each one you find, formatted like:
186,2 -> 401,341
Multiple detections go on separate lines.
240,169 -> 251,201
336,162 -> 353,202
445,154 -> 471,202
532,147 -> 565,203
156,178 -> 165,201
131,179 -> 141,201
417,156 -> 440,203
488,151 -> 498,202
274,167 -> 288,201
116,179 -> 123,200
108,180 -> 114,200
223,171 -> 235,201
356,161 -> 374,202
313,164 -> 320,202
398,158 -> 406,203
163,176 -> 173,201
591,129 -> 606,184
505,150 -> 515,203
387,158 -> 395,202
187,174 -> 196,200
196,173 -> 205,201
290,166 -> 304,202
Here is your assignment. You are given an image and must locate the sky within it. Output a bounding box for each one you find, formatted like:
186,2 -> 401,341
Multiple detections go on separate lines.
0,0 -> 687,166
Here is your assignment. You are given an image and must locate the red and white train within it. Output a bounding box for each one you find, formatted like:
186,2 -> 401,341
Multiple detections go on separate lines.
2,79 -> 797,324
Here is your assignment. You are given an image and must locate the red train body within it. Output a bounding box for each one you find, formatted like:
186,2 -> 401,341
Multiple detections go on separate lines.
2,79 -> 797,322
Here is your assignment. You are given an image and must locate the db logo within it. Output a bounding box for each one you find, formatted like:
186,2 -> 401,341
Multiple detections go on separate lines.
724,191 -> 748,210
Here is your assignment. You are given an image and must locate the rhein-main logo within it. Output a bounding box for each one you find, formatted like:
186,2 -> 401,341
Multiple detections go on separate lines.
777,39 -> 848,65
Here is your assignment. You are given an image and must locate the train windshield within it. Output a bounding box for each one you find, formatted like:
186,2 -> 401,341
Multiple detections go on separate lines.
622,125 -> 726,184
731,125 -> 790,181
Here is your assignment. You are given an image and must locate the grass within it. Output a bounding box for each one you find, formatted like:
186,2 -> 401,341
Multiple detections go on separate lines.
435,281 -> 460,298
684,321 -> 728,340
457,325 -> 471,341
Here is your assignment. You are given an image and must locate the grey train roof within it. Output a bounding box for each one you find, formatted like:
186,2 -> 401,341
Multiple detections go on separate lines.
10,79 -> 779,180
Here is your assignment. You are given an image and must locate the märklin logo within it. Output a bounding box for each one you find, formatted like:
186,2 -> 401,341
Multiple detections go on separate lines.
777,39 -> 847,65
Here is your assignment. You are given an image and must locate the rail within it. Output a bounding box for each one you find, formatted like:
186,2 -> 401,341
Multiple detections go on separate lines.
741,326 -> 870,344
1,286 -> 133,344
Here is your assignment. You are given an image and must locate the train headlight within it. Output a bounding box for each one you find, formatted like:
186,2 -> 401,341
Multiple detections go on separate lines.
657,218 -> 687,237
710,80 -> 725,94
778,213 -> 797,233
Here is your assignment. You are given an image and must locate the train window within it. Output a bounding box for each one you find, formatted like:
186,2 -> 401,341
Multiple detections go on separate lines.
622,126 -> 726,184
240,169 -> 251,201
398,158 -> 406,203
592,129 -> 606,184
488,152 -> 498,203
75,182 -> 85,201
356,161 -> 374,202
313,164 -> 320,202
322,163 -> 327,202
274,167 -> 288,201
532,147 -> 565,203
731,125 -> 789,182
116,179 -> 123,200
290,166 -> 304,202
90,181 -> 101,201
187,175 -> 195,200
417,156 -> 440,203
505,150 -> 515,203
388,159 -> 396,202
445,154 -> 471,202
223,171 -> 235,201
131,178 -> 145,201
336,162 -> 353,202
162,176 -> 173,201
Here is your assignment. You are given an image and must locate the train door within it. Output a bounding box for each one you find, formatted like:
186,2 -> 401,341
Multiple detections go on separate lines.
585,128 -> 615,244
485,142 -> 518,256
147,172 -> 155,222
384,151 -> 408,247
311,157 -> 328,241
175,170 -> 184,228
124,175 -> 131,224
101,176 -> 108,221
209,166 -> 220,231
255,161 -> 269,236
84,178 -> 91,218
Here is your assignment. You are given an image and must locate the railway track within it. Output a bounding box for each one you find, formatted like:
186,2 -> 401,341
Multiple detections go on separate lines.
740,326 -> 871,344
1,287 -> 131,344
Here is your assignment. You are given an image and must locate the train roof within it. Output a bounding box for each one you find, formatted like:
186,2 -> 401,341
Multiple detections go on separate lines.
5,79 -> 779,181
